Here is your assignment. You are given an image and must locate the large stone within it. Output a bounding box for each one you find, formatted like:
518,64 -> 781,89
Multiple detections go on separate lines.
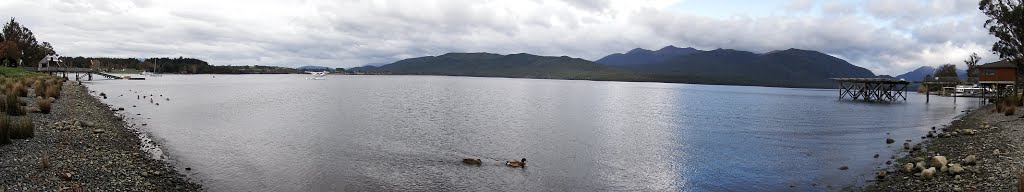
964,155 -> 978,165
903,163 -> 915,173
949,163 -> 964,175
876,171 -> 887,179
916,161 -> 928,171
886,137 -> 895,144
930,156 -> 948,168
921,167 -> 937,179
904,143 -> 910,150
940,165 -> 948,173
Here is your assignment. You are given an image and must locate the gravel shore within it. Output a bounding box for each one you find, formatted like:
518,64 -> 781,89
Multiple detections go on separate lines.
0,82 -> 201,191
865,103 -> 1024,191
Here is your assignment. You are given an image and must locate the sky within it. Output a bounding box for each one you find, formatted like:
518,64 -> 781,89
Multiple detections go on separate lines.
0,0 -> 999,75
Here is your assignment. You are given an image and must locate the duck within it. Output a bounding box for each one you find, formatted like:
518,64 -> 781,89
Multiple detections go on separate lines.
462,158 -> 482,165
506,158 -> 527,168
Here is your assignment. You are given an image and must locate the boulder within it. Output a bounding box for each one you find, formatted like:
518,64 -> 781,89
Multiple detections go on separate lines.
949,163 -> 964,175
903,163 -> 915,173
916,161 -> 928,171
876,171 -> 887,179
940,164 -> 948,173
886,137 -> 895,144
904,143 -> 910,150
930,156 -> 948,168
921,167 -> 936,179
964,155 -> 978,165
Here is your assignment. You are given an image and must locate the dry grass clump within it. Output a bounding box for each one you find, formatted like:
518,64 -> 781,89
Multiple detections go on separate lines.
45,86 -> 59,99
8,116 -> 30,139
36,99 -> 51,114
1007,105 -> 1017,116
33,80 -> 45,97
0,115 -> 7,145
2,94 -> 23,116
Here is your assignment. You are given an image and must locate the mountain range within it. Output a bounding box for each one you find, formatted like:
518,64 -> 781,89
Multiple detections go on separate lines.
893,66 -> 968,81
350,46 -> 892,88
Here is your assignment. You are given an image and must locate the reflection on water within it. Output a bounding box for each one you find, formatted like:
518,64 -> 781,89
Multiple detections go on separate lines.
86,75 -> 977,191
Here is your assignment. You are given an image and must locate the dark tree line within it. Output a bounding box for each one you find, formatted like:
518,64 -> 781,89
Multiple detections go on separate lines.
0,18 -> 55,67
60,56 -> 300,74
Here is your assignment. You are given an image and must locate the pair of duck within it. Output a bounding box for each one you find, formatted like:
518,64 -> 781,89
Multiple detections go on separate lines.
462,158 -> 527,168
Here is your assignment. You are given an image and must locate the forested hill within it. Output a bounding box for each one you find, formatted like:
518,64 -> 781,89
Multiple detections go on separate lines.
60,57 -> 299,74
350,53 -> 632,80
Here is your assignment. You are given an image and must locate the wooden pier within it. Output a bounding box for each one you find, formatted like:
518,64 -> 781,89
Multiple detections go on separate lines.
832,78 -> 909,101
27,67 -> 125,80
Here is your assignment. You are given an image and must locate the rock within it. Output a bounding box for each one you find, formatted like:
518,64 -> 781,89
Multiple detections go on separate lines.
912,144 -> 921,151
886,160 -> 892,165
839,166 -> 848,170
940,164 -> 948,173
930,156 -> 948,168
904,143 -> 911,150
73,121 -> 81,127
916,161 -> 927,171
903,163 -> 915,173
887,137 -> 895,144
92,129 -> 105,134
874,154 -> 880,158
876,171 -> 887,179
117,107 -> 124,111
59,172 -> 72,180
994,149 -> 1001,155
926,132 -> 934,138
964,155 -> 978,165
949,163 -> 964,175
921,167 -> 936,179
953,185 -> 963,192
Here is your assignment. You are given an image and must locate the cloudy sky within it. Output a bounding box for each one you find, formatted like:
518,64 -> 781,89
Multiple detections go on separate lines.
0,0 -> 999,75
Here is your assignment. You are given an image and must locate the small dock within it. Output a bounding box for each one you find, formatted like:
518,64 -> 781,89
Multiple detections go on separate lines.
28,67 -> 133,80
832,78 -> 909,102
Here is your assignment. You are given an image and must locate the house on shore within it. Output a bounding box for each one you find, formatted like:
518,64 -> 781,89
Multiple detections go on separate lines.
978,60 -> 1017,94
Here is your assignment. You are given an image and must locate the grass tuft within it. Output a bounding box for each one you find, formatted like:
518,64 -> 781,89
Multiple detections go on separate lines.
1006,105 -> 1017,116
9,116 -> 33,139
0,115 -> 7,145
4,94 -> 23,116
36,99 -> 51,114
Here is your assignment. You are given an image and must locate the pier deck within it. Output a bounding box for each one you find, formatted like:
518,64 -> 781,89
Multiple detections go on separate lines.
832,78 -> 909,102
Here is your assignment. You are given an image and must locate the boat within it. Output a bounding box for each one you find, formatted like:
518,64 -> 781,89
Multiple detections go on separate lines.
307,71 -> 328,80
949,85 -> 994,97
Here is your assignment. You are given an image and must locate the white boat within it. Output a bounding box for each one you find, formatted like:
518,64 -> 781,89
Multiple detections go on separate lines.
950,85 -> 994,97
307,71 -> 328,80
141,71 -> 162,77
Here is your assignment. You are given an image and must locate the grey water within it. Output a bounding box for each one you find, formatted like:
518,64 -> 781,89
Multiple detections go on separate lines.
86,74 -> 979,191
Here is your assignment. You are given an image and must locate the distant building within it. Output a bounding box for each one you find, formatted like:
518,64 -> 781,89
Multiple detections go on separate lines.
978,60 -> 1016,85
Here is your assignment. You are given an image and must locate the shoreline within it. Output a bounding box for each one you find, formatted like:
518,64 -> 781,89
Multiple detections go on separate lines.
864,103 -> 1022,191
0,81 -> 201,191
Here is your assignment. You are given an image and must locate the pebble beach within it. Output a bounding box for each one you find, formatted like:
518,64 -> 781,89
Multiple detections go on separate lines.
0,81 -> 200,191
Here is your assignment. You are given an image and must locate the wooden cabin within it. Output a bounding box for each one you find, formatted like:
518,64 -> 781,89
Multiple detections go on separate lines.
978,60 -> 1017,84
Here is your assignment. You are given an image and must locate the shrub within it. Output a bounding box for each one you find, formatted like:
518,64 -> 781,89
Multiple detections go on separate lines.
9,116 -> 32,139
33,80 -> 45,97
5,94 -> 23,116
45,85 -> 59,99
36,99 -> 50,114
0,115 -> 7,145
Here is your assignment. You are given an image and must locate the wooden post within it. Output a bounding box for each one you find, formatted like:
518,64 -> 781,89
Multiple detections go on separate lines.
926,84 -> 930,103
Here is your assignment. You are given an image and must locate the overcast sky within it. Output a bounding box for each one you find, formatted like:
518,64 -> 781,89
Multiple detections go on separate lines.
0,0 -> 998,75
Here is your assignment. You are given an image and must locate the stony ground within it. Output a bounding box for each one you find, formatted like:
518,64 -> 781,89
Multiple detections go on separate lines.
864,104 -> 1024,191
0,82 -> 201,191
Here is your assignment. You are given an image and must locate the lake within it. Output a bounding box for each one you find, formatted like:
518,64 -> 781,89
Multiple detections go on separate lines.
85,74 -> 979,191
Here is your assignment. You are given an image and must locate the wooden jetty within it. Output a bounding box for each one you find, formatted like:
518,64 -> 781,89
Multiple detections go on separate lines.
28,67 -> 126,80
832,78 -> 909,101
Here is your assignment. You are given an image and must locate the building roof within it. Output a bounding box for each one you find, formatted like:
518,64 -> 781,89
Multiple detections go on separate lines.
978,60 -> 1017,68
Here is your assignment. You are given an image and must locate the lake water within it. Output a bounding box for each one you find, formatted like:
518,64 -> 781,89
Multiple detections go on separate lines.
85,74 -> 979,191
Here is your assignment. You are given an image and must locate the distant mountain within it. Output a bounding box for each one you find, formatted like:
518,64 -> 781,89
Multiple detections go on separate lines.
296,65 -> 331,70
350,53 -> 629,79
353,47 -> 882,88
893,66 -> 968,81
595,45 -> 700,66
606,48 -> 877,88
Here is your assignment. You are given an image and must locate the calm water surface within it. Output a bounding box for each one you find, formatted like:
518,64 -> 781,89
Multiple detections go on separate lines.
86,75 -> 978,191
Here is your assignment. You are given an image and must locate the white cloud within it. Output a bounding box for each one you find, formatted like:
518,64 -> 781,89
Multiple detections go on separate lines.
0,0 -> 1000,75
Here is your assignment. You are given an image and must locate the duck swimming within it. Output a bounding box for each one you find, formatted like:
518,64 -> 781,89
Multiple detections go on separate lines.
506,158 -> 527,168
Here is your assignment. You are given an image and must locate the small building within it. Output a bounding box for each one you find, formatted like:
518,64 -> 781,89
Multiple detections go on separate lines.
978,60 -> 1017,96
